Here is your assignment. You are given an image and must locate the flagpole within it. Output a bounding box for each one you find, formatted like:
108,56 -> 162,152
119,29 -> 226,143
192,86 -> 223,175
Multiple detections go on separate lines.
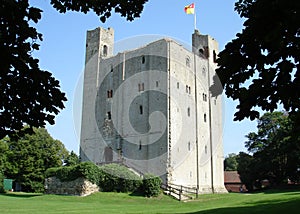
194,3 -> 197,30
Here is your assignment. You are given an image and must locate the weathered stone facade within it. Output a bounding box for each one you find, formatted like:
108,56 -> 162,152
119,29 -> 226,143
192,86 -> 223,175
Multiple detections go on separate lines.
45,177 -> 99,196
80,27 -> 227,193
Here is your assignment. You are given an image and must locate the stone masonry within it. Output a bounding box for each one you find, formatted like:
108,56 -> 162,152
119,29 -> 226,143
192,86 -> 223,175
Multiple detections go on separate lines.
45,177 -> 99,196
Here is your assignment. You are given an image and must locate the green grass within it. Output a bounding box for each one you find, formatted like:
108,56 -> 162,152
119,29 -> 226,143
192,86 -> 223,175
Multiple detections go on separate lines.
1,189 -> 300,213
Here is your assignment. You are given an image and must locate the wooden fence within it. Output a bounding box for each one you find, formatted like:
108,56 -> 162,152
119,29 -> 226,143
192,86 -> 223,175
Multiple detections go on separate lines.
161,183 -> 199,201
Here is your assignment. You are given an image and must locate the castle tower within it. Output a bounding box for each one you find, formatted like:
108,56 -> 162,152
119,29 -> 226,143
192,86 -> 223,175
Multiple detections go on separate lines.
80,27 -> 114,162
80,27 -> 226,193
192,30 -> 226,193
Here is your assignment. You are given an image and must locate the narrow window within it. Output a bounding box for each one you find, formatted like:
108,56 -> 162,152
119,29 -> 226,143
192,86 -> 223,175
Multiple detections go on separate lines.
202,67 -> 206,76
213,50 -> 217,63
156,81 -> 159,87
103,45 -> 108,57
187,107 -> 190,117
214,99 -> 217,105
107,111 -> 111,120
204,113 -> 207,122
177,82 -> 179,89
204,94 -> 207,101
205,145 -> 207,154
190,171 -> 192,178
139,141 -> 142,150
107,90 -> 113,98
188,86 -> 191,94
110,65 -> 113,72
188,142 -> 191,151
186,85 -> 189,93
186,57 -> 190,67
139,105 -> 143,115
142,56 -> 145,64
138,83 -> 145,92
204,46 -> 209,58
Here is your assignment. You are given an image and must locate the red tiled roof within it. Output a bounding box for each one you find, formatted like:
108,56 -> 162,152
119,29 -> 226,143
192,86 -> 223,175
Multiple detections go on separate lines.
224,171 -> 242,183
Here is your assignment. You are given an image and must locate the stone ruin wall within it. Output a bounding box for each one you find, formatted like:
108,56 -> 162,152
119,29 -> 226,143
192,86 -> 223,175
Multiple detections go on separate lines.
45,177 -> 99,196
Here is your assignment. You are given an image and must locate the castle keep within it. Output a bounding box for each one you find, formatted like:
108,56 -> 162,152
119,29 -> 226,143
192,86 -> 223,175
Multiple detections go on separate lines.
80,27 -> 226,193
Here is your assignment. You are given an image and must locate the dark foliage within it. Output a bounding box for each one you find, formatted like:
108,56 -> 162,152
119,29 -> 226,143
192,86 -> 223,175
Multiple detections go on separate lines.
211,0 -> 300,121
0,0 -> 67,139
1,0 -> 148,139
50,0 -> 148,23
142,174 -> 162,197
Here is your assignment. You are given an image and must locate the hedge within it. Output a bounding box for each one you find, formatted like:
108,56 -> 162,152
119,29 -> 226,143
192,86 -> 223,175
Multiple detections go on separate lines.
99,163 -> 142,192
142,174 -> 162,197
45,162 -> 103,185
45,162 -> 162,196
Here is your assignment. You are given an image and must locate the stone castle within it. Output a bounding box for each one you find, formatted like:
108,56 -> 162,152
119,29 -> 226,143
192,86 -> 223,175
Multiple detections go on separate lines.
80,27 -> 226,193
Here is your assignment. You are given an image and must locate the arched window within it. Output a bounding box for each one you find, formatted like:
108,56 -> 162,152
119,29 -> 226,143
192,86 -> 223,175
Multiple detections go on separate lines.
199,49 -> 204,55
103,45 -> 108,57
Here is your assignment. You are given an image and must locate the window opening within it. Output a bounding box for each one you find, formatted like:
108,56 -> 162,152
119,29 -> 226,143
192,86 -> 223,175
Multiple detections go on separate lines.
103,45 -> 108,57
107,111 -> 111,120
139,105 -> 143,115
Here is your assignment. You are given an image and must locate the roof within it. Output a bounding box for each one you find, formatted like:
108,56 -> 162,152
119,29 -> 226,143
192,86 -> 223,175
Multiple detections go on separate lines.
224,171 -> 242,184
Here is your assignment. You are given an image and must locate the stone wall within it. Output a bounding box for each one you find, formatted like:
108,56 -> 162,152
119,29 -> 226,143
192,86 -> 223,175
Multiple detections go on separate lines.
45,177 -> 99,196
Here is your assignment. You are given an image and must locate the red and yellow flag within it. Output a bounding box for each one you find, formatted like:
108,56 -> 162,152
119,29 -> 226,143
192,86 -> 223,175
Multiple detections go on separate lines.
184,3 -> 195,14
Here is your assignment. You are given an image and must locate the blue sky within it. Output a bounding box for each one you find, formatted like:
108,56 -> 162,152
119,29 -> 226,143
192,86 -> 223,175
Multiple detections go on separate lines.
30,0 -> 257,156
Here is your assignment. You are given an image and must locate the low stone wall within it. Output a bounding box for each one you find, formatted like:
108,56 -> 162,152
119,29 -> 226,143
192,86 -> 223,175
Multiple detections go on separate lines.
45,177 -> 99,196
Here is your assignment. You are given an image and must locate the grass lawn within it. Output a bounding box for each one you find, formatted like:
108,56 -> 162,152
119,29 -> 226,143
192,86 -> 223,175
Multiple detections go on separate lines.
1,189 -> 300,213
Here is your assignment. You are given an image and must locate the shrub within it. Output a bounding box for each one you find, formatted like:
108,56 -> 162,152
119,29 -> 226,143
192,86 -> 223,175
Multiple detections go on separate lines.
142,174 -> 162,197
0,172 -> 4,193
99,164 -> 142,192
45,162 -> 103,185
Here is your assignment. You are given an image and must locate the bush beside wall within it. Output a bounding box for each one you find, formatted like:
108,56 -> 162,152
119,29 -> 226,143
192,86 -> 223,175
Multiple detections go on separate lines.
45,162 -> 162,197
143,174 -> 162,197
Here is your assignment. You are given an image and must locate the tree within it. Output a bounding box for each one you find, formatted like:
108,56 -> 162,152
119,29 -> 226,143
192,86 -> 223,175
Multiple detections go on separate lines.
64,151 -> 80,166
211,0 -> 300,121
224,153 -> 238,171
236,152 -> 256,191
1,0 -> 148,139
244,112 -> 300,185
3,127 -> 69,192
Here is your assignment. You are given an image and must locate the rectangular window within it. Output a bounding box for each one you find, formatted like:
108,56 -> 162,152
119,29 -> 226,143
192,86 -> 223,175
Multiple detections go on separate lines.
138,83 -> 144,92
107,111 -> 111,120
107,90 -> 113,98
139,105 -> 143,114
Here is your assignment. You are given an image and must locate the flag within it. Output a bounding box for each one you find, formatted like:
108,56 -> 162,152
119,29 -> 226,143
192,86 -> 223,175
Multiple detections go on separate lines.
184,3 -> 195,14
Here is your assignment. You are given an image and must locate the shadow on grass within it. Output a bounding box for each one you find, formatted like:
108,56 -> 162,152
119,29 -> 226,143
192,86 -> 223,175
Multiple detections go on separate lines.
0,193 -> 42,198
186,197 -> 300,214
